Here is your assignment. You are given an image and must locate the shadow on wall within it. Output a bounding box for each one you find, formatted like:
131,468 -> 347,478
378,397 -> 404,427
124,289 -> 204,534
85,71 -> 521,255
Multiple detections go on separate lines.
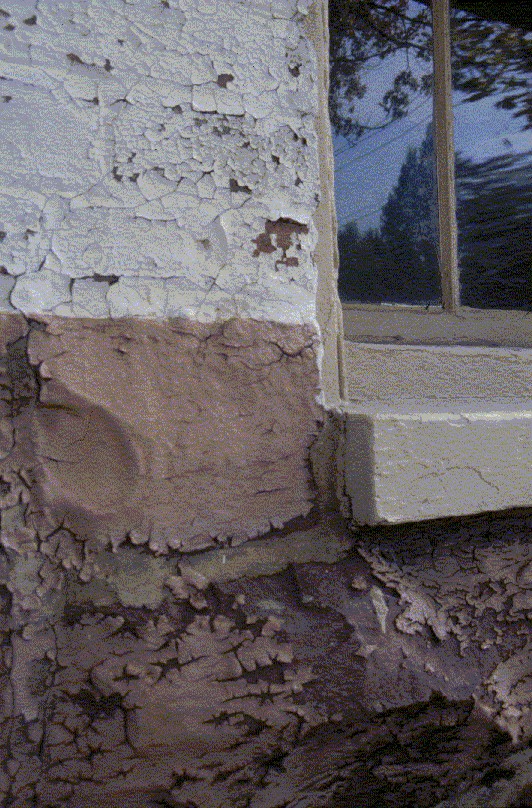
0,315 -> 531,808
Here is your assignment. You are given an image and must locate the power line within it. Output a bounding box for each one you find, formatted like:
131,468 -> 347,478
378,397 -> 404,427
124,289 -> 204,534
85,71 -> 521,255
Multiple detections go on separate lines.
339,205 -> 385,226
335,98 -> 468,171
337,193 -> 390,219
335,112 -> 433,172
334,96 -> 432,158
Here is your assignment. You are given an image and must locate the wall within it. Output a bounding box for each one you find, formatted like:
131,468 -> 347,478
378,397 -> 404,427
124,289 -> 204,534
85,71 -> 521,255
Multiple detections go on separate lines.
0,0 -> 340,552
1,0 -> 322,323
0,1 -> 530,806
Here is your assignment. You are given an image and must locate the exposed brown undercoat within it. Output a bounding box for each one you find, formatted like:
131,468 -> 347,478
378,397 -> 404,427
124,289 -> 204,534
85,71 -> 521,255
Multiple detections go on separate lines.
10,315 -> 322,552
0,314 -> 530,807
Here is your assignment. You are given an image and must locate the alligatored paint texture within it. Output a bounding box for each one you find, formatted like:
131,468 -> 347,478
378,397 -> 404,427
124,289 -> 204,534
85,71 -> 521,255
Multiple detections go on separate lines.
0,312 -> 529,805
24,315 -> 322,552
0,0 -> 319,324
1,1 -> 532,806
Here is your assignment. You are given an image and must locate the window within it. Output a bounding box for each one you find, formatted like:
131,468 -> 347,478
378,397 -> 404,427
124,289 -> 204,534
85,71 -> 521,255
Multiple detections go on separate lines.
319,0 -> 532,523
331,0 -> 531,317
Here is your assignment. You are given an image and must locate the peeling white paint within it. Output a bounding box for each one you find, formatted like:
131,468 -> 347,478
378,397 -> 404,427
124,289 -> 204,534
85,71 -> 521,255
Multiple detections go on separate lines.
0,0 -> 320,324
344,404 -> 532,524
10,268 -> 71,312
369,585 -> 388,634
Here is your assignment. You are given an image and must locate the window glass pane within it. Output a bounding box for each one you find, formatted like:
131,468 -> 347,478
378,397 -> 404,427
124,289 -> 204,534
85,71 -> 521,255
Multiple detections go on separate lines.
451,1 -> 532,310
330,0 -> 441,305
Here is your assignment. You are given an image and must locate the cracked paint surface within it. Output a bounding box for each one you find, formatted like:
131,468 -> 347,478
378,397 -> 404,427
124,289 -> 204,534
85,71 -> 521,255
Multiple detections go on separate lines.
0,313 -> 322,554
344,407 -> 532,524
1,419 -> 531,808
0,0 -> 320,323
0,315 -> 530,805
0,319 -> 529,805
0,316 -> 529,805
0,1 -> 530,804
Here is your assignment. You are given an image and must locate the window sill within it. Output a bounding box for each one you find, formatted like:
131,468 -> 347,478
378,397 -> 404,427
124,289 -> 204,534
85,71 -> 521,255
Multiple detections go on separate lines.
342,304 -> 532,348
341,340 -> 532,524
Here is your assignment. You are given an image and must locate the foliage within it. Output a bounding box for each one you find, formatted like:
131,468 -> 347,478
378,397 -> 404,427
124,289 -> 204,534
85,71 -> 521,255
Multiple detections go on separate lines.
338,126 -> 532,309
379,131 -> 440,303
338,125 -> 440,305
337,222 -> 397,302
329,0 -> 432,139
457,150 -> 532,308
329,0 -> 532,141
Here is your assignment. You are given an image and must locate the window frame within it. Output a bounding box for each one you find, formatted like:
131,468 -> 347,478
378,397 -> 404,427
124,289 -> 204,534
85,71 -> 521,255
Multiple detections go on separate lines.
343,304 -> 532,348
336,0 -> 532,345
308,0 -> 532,524
433,0 -> 459,311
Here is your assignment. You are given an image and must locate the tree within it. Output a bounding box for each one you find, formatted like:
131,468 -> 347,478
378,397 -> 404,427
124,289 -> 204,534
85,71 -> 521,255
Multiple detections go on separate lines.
379,129 -> 440,303
329,0 -> 433,140
338,124 -> 440,304
329,0 -> 532,142
338,125 -> 532,308
337,222 -> 397,302
456,150 -> 532,309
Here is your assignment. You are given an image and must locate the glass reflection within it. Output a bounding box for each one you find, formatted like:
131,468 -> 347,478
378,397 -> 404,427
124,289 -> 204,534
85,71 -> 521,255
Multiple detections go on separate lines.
330,0 -> 441,305
451,1 -> 532,310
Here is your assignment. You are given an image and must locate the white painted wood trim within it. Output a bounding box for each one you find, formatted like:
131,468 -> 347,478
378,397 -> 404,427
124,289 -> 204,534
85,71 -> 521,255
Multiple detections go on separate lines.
342,305 -> 532,347
343,403 -> 532,524
343,341 -> 532,403
432,0 -> 460,311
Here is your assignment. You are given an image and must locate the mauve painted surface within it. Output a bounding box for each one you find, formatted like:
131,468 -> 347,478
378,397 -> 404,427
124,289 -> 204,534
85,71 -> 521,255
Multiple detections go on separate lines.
0,0 -> 320,325
0,315 -> 322,553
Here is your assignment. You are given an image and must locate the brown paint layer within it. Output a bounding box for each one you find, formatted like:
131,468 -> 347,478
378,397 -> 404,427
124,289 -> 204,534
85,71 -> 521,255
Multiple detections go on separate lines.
252,219 -> 309,270
1,314 -> 531,807
14,315 -> 322,552
1,502 -> 531,807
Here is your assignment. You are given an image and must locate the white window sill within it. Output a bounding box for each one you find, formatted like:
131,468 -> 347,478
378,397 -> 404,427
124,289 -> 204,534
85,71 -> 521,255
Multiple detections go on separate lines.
341,341 -> 532,524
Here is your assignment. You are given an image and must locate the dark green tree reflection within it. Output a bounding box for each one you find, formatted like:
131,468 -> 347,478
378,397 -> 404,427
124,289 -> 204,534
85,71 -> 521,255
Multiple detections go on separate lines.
338,127 -> 532,309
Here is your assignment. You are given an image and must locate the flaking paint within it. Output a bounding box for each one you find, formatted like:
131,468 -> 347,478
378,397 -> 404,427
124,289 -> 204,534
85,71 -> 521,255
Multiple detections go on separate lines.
0,0 -> 321,324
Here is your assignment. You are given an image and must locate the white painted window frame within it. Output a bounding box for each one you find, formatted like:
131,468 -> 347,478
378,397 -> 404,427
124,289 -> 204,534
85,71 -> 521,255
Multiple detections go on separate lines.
342,0 -> 532,344
325,0 -> 532,524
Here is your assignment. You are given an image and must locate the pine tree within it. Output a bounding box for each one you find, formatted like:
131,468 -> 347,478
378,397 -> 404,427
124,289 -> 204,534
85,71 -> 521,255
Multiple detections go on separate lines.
338,126 -> 532,308
329,0 -> 531,142
457,150 -> 532,309
379,131 -> 440,303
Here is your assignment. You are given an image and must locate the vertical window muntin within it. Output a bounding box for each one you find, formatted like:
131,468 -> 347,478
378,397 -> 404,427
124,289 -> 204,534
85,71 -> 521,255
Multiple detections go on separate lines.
334,0 -> 531,316
432,0 -> 460,311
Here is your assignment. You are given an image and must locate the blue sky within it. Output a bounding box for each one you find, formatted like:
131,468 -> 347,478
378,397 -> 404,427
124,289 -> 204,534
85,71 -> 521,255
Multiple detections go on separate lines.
333,7 -> 532,231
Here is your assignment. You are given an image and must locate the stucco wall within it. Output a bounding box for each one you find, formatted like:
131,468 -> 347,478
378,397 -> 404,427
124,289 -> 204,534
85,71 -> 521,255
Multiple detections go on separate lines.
2,481 -> 531,805
0,0 -> 335,547
0,1 -> 531,806
3,314 -> 321,553
0,0 -> 322,325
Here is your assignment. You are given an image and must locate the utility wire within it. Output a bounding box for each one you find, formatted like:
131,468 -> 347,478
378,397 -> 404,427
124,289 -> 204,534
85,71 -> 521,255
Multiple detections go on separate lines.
335,98 -> 467,172
335,112 -> 433,171
334,96 -> 432,158
339,205 -> 386,226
